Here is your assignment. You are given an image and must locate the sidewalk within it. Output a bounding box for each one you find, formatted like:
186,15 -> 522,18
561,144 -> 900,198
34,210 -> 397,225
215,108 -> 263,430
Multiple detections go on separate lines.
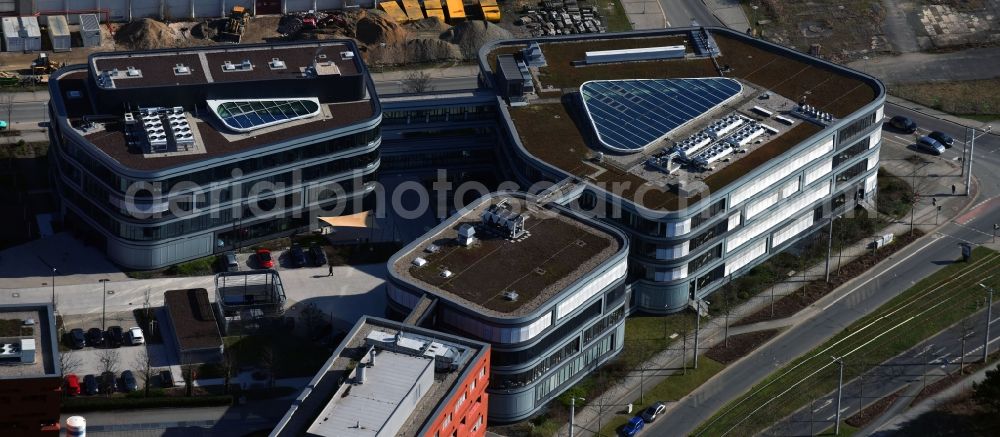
703,0 -> 751,31
561,152 -> 979,436
620,0 -> 667,30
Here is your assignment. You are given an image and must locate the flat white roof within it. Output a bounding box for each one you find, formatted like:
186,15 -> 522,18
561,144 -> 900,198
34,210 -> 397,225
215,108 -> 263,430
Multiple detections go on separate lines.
1,17 -> 19,39
307,351 -> 433,436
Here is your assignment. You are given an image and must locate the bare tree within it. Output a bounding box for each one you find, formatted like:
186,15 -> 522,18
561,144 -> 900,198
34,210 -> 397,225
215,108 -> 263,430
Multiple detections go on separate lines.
97,349 -> 121,397
401,71 -> 435,94
299,302 -> 326,340
221,347 -> 239,394
132,348 -> 155,397
59,350 -> 82,377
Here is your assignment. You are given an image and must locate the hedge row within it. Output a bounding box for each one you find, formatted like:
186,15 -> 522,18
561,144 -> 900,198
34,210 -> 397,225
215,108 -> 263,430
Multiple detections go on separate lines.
62,394 -> 232,412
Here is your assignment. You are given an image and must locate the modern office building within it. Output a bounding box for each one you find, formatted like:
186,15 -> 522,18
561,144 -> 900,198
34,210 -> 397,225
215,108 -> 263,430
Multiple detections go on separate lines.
48,41 -> 381,269
480,27 -> 885,314
387,192 -> 630,423
272,316 -> 490,437
0,304 -> 62,436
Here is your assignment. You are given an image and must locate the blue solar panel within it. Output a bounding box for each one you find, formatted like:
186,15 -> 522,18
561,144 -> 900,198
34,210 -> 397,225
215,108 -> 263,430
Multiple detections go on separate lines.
580,78 -> 742,152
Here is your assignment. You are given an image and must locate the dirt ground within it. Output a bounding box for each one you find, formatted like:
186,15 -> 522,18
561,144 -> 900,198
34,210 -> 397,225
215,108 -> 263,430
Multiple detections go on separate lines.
751,0 -> 889,63
704,329 -> 780,365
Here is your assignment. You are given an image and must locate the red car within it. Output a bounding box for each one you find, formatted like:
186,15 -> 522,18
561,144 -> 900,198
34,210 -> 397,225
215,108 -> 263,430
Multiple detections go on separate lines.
256,248 -> 274,269
65,374 -> 80,396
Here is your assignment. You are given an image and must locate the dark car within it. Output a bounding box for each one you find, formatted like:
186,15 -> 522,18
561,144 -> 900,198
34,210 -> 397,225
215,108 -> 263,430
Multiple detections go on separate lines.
916,136 -> 946,155
120,370 -> 139,392
309,244 -> 328,267
256,248 -> 274,269
289,244 -> 308,268
105,326 -> 124,348
100,371 -> 118,394
85,328 -> 104,347
641,401 -> 666,423
219,251 -> 240,272
888,115 -> 917,133
68,328 -> 86,349
622,416 -> 645,437
83,374 -> 99,395
160,369 -> 174,388
928,130 -> 954,148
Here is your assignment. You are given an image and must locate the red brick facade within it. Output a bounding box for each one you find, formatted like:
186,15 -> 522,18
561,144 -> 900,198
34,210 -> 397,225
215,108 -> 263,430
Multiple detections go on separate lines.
423,348 -> 490,437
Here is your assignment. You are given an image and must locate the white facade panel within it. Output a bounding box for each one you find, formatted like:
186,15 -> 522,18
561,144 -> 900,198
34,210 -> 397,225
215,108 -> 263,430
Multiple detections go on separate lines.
441,308 -> 552,344
728,212 -> 741,230
781,178 -> 799,198
727,181 -> 830,252
556,259 -> 626,319
867,154 -> 879,171
665,218 -> 691,237
773,212 -> 815,247
654,264 -> 688,281
875,105 -> 884,123
729,136 -> 833,206
655,241 -> 688,260
725,239 -> 766,276
869,129 -> 881,149
745,191 -> 779,220
865,173 -> 878,194
804,158 -> 833,186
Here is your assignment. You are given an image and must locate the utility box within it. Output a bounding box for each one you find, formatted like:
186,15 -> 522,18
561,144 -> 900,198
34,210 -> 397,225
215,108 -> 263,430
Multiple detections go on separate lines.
1,17 -> 22,52
80,14 -> 101,48
44,15 -> 71,52
20,16 -> 41,52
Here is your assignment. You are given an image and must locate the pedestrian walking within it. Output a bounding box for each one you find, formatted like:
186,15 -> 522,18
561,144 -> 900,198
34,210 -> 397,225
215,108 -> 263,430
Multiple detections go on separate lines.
952,184 -> 957,195
328,264 -> 334,276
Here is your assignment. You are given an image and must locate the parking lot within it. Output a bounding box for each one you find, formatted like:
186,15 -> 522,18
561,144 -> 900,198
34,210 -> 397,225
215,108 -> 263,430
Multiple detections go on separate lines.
61,311 -> 177,380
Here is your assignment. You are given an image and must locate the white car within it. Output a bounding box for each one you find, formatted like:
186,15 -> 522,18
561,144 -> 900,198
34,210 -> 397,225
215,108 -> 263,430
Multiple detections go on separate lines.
127,327 -> 145,345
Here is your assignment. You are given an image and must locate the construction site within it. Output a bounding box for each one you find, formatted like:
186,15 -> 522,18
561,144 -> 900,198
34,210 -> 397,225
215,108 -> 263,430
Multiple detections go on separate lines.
0,0 -> 612,81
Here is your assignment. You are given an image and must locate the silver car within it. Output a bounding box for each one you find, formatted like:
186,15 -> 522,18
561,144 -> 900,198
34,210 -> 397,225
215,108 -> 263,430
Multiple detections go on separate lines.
641,401 -> 666,423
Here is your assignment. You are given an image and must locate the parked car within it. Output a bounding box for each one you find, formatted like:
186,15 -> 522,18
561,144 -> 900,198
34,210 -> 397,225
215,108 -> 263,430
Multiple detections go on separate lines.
889,115 -> 917,133
928,130 -> 954,148
256,248 -> 274,269
641,401 -> 666,423
68,328 -> 86,349
916,136 -> 946,155
65,374 -> 81,396
127,327 -> 145,345
622,416 -> 645,436
309,244 -> 328,267
120,370 -> 138,392
100,371 -> 118,394
83,374 -> 99,395
289,244 -> 308,268
105,326 -> 124,348
220,251 -> 240,272
85,328 -> 104,347
160,370 -> 175,388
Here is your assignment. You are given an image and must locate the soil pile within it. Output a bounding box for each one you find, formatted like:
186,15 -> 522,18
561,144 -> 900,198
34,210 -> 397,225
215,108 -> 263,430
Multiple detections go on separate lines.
115,18 -> 177,50
354,10 -> 409,46
443,21 -> 513,58
405,39 -> 463,62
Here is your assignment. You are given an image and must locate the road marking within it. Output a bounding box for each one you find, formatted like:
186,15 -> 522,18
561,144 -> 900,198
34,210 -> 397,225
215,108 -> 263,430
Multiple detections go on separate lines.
822,236 -> 940,310
813,399 -> 832,412
955,196 -> 1000,225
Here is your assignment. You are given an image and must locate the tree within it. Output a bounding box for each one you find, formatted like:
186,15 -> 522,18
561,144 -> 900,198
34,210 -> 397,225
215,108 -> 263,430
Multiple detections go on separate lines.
59,350 -> 82,377
132,348 -> 155,397
299,302 -> 326,340
97,349 -> 120,397
181,364 -> 197,397
973,364 -> 1000,412
260,344 -> 277,389
401,71 -> 434,94
221,347 -> 239,394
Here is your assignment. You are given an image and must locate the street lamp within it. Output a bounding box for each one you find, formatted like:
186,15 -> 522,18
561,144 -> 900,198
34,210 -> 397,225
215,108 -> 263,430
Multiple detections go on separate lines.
832,356 -> 845,435
99,278 -> 110,330
569,396 -> 585,437
51,267 -> 57,309
980,283 -> 995,363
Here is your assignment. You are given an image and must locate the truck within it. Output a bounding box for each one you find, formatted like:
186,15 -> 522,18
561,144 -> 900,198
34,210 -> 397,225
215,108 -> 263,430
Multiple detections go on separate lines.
218,6 -> 249,43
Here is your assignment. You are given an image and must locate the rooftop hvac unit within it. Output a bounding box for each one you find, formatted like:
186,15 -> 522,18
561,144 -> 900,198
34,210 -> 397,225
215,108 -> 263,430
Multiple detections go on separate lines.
341,51 -> 354,60
174,64 -> 191,75
124,113 -> 136,125
269,58 -> 286,69
425,244 -> 440,253
412,257 -> 428,267
481,200 -> 527,239
440,269 -> 453,278
457,224 -> 476,247
502,290 -> 519,301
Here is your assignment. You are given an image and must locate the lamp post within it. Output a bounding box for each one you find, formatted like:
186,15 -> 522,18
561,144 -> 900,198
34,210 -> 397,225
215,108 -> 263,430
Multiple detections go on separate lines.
981,284 -> 994,363
99,278 -> 110,330
569,396 -> 585,437
51,267 -> 57,309
833,356 -> 845,435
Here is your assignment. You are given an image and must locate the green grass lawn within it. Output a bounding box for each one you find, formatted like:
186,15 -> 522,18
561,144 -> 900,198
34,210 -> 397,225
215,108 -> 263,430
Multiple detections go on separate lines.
594,0 -> 632,32
891,79 -> 1000,120
599,358 -> 726,436
696,247 -> 1000,436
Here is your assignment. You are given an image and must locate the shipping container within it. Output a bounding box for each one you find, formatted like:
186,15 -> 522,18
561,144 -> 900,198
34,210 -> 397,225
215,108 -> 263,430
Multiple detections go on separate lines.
20,16 -> 43,52
1,17 -> 21,52
45,15 -> 71,52
80,14 -> 101,48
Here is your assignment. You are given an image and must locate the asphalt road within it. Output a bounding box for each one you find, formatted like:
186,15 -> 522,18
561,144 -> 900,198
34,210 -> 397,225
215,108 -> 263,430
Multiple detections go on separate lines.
649,106 -> 1000,436
661,0 -> 720,27
767,298 -> 1000,436
5,101 -> 48,124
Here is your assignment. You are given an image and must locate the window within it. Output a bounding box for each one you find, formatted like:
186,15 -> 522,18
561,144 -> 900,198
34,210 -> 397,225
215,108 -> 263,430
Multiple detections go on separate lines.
479,367 -> 486,379
209,98 -> 321,132
837,111 -> 877,146
834,137 -> 871,167
470,379 -> 476,391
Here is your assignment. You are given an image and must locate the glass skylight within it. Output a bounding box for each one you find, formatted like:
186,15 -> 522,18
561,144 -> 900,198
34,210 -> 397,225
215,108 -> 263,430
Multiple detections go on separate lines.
207,98 -> 321,133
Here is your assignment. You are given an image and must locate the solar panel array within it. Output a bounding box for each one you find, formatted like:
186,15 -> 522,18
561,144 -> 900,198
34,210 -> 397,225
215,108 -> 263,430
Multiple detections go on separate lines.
214,99 -> 320,131
580,78 -> 742,152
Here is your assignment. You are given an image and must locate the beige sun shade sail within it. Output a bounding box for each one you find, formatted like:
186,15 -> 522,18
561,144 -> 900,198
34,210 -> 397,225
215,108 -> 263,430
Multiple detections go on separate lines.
319,211 -> 373,229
